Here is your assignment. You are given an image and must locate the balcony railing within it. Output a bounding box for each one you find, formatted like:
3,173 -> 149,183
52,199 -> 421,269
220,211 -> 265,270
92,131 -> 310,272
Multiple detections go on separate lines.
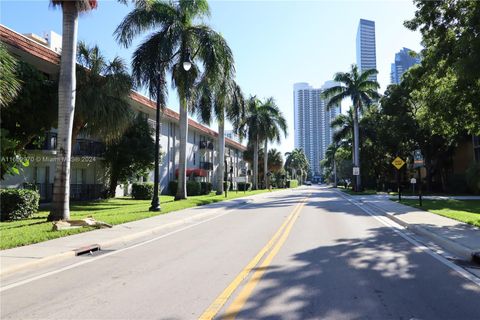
26,133 -> 105,157
73,139 -> 105,157
199,140 -> 214,150
199,161 -> 213,171
26,183 -> 104,201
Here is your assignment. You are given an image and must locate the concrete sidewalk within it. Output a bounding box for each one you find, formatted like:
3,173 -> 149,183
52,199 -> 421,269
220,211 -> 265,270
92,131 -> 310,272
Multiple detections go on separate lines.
337,190 -> 480,261
0,190 -> 294,277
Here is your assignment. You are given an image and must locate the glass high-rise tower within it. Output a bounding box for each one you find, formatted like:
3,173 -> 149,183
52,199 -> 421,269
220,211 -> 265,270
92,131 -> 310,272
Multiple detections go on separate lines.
293,82 -> 341,179
390,47 -> 421,84
356,19 -> 377,81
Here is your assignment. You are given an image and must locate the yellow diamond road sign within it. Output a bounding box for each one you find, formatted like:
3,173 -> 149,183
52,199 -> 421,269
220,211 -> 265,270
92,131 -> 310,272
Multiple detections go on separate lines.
392,157 -> 405,170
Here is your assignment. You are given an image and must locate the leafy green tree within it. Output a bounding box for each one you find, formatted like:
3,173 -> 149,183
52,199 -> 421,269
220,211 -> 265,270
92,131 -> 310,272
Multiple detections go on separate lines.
1,62 -> 57,180
49,0 -> 98,221
0,44 -> 21,108
115,0 -> 234,200
267,148 -> 283,173
74,42 -> 134,145
321,64 -> 379,191
405,0 -> 480,135
284,148 -> 309,185
104,115 -> 155,197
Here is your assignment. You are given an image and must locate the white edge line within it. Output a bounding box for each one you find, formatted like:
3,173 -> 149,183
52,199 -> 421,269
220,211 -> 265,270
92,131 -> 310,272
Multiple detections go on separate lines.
336,191 -> 480,287
0,202 -> 251,293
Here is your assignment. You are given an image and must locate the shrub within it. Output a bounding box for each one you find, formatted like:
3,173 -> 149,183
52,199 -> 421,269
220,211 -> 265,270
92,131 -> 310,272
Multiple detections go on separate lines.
466,162 -> 480,194
287,179 -> 298,188
238,182 -> 252,191
200,182 -> 212,195
131,183 -> 154,200
0,189 -> 40,221
168,180 -> 178,196
187,181 -> 201,196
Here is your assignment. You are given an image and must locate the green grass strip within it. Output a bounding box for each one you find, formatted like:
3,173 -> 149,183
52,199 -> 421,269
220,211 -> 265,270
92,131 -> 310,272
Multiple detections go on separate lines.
398,199 -> 480,228
0,189 -> 272,250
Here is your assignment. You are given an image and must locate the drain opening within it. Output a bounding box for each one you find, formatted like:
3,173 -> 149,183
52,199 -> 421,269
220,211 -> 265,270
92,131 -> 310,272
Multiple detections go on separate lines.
75,244 -> 101,256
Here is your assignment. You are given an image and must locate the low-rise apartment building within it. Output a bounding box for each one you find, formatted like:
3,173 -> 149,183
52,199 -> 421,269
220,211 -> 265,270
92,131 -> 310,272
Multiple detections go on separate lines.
0,25 -> 247,200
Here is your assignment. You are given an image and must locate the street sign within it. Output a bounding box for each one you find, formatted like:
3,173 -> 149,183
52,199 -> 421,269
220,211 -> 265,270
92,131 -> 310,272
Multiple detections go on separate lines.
410,178 -> 417,184
413,149 -> 424,168
392,157 -> 405,170
353,167 -> 360,176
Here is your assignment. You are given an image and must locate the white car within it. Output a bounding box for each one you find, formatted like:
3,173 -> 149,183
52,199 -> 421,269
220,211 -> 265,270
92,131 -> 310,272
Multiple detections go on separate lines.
305,181 -> 312,186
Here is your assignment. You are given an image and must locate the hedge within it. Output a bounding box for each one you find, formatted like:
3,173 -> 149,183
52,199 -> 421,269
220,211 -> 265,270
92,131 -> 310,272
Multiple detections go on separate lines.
287,179 -> 298,188
237,182 -> 252,191
131,183 -> 154,200
0,189 -> 40,221
200,182 -> 212,195
187,181 -> 201,196
168,180 -> 178,196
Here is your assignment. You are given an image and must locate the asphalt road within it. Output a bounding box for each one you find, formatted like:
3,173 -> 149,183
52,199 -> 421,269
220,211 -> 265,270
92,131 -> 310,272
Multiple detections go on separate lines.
1,186 -> 480,320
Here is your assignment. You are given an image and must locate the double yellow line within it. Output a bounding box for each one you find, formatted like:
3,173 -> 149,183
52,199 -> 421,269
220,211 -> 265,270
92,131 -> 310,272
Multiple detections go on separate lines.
199,195 -> 310,320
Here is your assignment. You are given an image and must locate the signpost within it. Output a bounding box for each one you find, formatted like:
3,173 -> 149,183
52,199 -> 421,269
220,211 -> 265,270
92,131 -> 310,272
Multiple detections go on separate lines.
353,167 -> 360,176
392,156 -> 405,201
410,177 -> 416,195
413,149 -> 424,206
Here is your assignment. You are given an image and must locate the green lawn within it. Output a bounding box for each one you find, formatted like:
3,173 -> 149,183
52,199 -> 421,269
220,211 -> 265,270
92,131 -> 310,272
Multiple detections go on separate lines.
336,186 -> 377,195
0,189 -> 271,250
398,199 -> 480,228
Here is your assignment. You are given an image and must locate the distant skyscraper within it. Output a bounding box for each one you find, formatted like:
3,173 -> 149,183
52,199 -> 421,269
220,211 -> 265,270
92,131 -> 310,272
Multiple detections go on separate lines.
356,19 -> 377,81
293,82 -> 341,178
390,47 -> 421,84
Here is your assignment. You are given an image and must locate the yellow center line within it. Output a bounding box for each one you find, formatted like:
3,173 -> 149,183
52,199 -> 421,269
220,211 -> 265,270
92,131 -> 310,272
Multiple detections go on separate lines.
198,195 -> 310,320
222,199 -> 307,320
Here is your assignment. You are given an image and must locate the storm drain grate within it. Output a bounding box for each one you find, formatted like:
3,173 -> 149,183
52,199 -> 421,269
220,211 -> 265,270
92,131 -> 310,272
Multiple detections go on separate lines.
74,244 -> 101,256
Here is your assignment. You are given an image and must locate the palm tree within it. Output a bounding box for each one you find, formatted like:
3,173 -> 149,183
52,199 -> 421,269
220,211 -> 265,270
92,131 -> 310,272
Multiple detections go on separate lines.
331,107 -> 354,146
324,143 -> 339,187
239,97 -> 262,189
48,0 -> 97,221
284,148 -> 309,185
73,42 -> 134,145
196,77 -> 245,195
259,98 -> 287,189
0,43 -> 21,108
321,64 -> 379,192
115,0 -> 234,200
267,148 -> 283,173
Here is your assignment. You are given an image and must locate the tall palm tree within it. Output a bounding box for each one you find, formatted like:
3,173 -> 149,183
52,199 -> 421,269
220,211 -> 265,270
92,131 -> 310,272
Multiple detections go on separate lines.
73,42 -> 133,145
267,148 -> 283,173
196,77 -> 245,195
259,98 -> 287,189
0,43 -> 21,108
115,0 -> 234,200
48,0 -> 97,221
324,143 -> 339,187
331,107 -> 354,146
321,64 -> 379,192
239,96 -> 267,190
284,148 -> 309,185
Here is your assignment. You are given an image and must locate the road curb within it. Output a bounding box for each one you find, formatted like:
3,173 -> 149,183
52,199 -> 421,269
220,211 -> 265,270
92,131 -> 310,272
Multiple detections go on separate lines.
0,196 -> 261,278
334,189 -> 479,262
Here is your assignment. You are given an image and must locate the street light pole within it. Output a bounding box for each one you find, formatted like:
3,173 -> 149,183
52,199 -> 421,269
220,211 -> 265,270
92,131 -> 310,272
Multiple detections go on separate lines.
150,73 -> 163,212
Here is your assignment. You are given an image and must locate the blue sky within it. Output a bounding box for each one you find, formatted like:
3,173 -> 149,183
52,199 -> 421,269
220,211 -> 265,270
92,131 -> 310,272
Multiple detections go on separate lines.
0,0 -> 422,155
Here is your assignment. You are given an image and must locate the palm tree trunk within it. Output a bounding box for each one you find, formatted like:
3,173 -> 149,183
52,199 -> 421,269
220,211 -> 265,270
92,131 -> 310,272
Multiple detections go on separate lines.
333,160 -> 337,187
175,95 -> 188,200
253,135 -> 259,190
216,116 -> 225,195
48,2 -> 78,221
353,105 -> 361,192
263,139 -> 268,189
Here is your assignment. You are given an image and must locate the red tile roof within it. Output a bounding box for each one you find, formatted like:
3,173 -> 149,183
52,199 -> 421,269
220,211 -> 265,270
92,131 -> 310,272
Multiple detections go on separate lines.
0,24 -> 246,152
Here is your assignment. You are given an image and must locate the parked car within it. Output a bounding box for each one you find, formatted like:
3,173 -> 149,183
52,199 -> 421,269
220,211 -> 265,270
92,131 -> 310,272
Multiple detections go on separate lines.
305,181 -> 312,186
